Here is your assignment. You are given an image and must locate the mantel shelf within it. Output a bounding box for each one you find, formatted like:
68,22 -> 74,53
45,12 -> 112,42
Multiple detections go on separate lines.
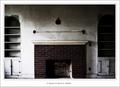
33,40 -> 89,45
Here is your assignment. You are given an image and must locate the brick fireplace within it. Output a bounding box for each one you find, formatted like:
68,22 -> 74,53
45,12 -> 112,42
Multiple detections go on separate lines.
34,41 -> 87,78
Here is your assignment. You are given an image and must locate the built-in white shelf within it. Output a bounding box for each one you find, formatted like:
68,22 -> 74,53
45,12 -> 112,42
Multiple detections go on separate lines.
98,49 -> 114,50
98,41 -> 114,42
5,49 -> 20,51
99,24 -> 113,27
5,42 -> 20,44
5,34 -> 20,36
5,26 -> 20,28
98,57 -> 115,59
99,33 -> 113,35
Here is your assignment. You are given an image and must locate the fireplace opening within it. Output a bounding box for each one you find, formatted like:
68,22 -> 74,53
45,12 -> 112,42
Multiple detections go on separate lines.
46,60 -> 72,78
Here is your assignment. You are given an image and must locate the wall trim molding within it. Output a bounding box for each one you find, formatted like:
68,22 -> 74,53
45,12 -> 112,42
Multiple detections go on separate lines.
33,40 -> 88,45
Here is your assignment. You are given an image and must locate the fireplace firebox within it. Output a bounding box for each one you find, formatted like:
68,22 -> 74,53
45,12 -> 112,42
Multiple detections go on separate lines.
46,60 -> 71,78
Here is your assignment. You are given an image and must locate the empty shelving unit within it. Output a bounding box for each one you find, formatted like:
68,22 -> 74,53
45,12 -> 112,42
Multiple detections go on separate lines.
4,15 -> 21,78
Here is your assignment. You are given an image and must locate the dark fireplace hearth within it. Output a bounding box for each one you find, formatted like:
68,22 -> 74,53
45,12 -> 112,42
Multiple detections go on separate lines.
46,60 -> 71,78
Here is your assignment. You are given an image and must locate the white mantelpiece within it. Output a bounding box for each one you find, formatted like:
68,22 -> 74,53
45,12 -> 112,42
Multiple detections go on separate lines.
33,40 -> 88,45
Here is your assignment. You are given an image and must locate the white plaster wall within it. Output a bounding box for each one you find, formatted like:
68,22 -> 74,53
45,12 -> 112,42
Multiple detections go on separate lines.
5,5 -> 114,78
